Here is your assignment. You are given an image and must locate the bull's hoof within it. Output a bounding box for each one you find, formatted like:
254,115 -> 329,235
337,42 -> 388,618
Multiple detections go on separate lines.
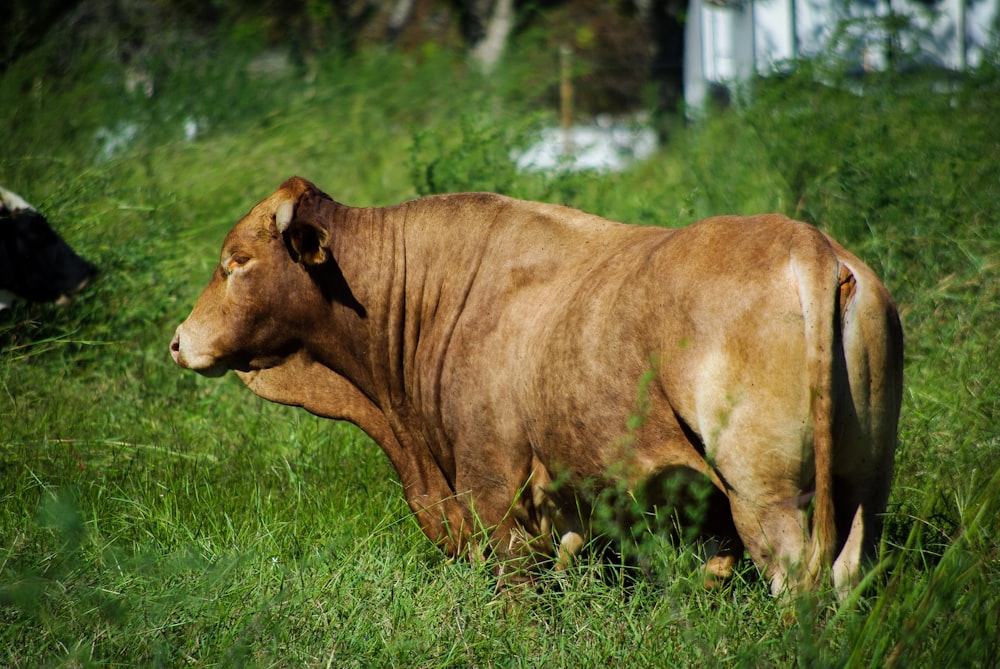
703,553 -> 738,589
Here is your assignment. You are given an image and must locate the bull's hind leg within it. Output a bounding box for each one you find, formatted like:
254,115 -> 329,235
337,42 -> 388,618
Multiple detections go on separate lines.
710,416 -> 818,595
644,466 -> 746,587
727,493 -> 814,595
699,491 -> 744,588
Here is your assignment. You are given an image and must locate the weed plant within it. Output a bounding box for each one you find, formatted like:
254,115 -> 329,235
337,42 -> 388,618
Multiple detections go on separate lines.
1,25 -> 998,667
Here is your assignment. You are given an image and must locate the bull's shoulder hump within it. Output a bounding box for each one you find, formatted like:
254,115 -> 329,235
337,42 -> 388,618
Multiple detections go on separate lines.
397,192 -> 616,220
390,192 -> 516,210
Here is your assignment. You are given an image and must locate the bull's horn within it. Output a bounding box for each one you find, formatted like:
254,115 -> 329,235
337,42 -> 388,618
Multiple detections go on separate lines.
275,199 -> 295,232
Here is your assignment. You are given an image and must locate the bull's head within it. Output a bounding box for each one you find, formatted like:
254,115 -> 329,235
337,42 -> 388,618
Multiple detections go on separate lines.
170,177 -> 337,376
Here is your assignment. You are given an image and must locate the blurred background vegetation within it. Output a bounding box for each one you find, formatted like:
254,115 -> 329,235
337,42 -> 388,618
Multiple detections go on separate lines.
5,0 -> 994,156
0,0 -> 686,118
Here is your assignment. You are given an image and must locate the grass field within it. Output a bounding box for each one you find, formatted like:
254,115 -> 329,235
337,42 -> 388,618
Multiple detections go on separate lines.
2,31 -> 999,667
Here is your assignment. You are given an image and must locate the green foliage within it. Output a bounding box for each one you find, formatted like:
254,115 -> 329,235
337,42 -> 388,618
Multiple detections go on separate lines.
409,111 -> 521,196
1,25 -> 998,667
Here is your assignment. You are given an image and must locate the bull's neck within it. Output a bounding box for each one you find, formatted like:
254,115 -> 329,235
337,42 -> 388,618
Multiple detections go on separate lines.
311,201 -> 415,415
323,197 -> 478,425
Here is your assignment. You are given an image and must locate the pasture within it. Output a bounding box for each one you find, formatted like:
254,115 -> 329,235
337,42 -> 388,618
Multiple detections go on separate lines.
2,32 -> 999,667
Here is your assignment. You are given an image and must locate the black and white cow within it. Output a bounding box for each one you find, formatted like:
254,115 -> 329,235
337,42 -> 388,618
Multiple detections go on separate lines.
0,186 -> 96,310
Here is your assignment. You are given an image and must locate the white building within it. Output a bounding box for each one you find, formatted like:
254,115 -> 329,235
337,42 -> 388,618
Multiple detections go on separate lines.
684,0 -> 999,108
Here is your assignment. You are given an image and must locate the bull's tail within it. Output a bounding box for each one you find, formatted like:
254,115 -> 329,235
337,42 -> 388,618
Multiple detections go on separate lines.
792,231 -> 845,588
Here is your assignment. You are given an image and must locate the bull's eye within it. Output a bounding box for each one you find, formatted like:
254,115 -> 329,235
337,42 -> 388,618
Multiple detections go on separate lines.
226,254 -> 252,274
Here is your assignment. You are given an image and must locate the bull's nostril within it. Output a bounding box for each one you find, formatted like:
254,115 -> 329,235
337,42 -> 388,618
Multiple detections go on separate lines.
169,334 -> 181,362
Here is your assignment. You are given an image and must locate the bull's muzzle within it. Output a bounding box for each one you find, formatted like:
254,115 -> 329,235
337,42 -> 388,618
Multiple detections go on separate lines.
169,328 -> 227,377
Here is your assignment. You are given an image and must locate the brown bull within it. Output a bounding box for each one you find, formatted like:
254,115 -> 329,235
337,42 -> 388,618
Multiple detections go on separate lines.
170,177 -> 902,596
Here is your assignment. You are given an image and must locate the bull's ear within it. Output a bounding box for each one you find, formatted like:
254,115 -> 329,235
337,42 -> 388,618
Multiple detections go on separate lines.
275,197 -> 329,266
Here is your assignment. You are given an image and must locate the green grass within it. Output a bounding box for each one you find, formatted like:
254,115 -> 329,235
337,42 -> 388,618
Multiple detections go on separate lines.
2,30 -> 999,667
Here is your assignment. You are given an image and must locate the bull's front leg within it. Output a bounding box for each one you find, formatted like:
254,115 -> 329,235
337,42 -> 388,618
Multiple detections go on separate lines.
401,482 -> 475,558
452,463 -> 557,589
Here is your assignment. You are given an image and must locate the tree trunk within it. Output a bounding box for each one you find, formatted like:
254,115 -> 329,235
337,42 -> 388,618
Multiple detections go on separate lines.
470,0 -> 515,73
